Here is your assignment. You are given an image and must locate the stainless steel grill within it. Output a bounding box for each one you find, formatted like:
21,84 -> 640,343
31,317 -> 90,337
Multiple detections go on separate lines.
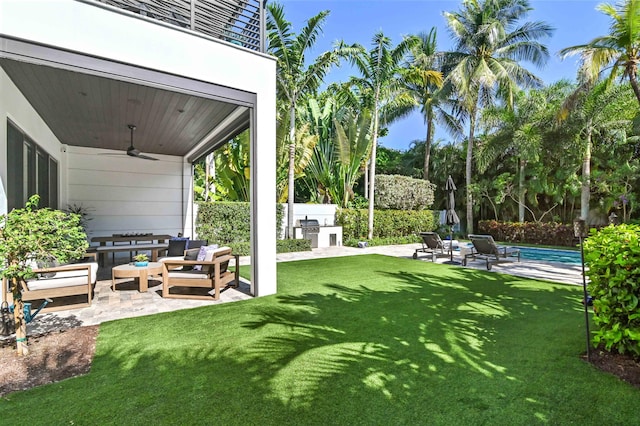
299,219 -> 320,235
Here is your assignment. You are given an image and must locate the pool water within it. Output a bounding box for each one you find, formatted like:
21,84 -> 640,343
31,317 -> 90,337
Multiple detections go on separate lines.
515,247 -> 581,264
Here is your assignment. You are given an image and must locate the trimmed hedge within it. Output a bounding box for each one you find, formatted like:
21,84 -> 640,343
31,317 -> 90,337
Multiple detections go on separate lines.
337,208 -> 436,240
196,202 -> 308,255
343,235 -> 422,247
585,224 -> 640,358
375,175 -> 435,210
478,220 -> 575,246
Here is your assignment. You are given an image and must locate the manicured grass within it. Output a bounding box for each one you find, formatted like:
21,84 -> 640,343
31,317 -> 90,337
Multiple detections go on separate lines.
1,255 -> 637,425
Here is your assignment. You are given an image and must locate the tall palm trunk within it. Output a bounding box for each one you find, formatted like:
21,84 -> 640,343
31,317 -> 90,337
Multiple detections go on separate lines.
363,161 -> 369,199
466,108 -> 477,235
367,92 -> 380,240
518,158 -> 525,222
580,122 -> 593,220
628,67 -> 640,107
287,105 -> 296,238
424,107 -> 434,181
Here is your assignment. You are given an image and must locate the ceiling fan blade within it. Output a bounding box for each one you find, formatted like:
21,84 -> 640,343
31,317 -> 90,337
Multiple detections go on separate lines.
136,153 -> 159,161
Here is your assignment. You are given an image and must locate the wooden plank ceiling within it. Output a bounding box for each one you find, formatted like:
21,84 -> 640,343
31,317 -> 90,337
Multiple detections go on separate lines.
1,58 -> 246,157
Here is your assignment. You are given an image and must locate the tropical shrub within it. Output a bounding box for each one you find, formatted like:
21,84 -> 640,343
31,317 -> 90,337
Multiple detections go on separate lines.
478,220 -> 575,246
337,208 -> 436,240
584,224 -> 640,358
374,175 -> 435,210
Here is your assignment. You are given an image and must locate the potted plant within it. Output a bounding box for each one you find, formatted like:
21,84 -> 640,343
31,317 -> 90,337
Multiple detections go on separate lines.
0,195 -> 87,355
133,253 -> 149,267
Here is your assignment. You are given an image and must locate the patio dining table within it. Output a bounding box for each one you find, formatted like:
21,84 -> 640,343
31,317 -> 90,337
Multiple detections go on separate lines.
91,234 -> 173,266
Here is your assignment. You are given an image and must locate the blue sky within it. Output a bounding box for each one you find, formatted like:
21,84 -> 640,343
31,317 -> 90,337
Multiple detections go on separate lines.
278,0 -> 611,150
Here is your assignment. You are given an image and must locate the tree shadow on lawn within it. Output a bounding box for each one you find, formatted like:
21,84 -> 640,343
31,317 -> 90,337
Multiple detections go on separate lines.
2,256 -> 636,425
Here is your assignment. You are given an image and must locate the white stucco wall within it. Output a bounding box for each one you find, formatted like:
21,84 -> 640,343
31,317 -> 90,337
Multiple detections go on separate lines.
1,0 -> 277,296
0,68 -> 66,215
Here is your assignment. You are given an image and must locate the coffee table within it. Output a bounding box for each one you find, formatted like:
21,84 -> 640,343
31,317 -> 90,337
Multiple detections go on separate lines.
111,262 -> 163,292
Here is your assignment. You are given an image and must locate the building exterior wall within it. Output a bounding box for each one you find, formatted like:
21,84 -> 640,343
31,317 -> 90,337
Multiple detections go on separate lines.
1,0 -> 277,296
0,68 -> 65,215
66,145 -> 185,240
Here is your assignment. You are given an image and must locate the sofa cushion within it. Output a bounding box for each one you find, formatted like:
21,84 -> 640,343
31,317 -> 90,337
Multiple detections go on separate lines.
26,262 -> 98,291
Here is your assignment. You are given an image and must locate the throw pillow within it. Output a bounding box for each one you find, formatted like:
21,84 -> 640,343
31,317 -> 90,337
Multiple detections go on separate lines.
194,244 -> 218,271
167,238 -> 189,256
181,248 -> 200,271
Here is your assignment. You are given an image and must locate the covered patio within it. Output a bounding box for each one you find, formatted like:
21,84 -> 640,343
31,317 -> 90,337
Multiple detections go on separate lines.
0,0 -> 277,300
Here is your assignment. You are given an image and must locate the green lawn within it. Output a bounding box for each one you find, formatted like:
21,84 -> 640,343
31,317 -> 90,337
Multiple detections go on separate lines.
1,255 -> 637,425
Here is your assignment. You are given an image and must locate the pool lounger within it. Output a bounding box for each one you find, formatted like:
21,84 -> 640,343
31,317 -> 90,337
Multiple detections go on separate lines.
462,234 -> 521,270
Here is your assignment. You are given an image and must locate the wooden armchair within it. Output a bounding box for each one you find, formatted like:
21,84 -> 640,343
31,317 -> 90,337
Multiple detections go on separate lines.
161,246 -> 239,300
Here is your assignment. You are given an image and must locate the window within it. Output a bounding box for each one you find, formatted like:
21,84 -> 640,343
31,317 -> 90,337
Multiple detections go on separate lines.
6,121 -> 58,211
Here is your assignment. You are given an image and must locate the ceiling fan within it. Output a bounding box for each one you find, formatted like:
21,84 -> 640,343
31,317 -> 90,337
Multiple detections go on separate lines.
125,124 -> 158,161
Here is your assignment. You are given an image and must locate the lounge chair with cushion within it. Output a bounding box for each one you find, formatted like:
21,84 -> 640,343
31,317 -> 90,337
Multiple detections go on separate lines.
413,232 -> 449,261
161,246 -> 239,300
462,234 -> 520,270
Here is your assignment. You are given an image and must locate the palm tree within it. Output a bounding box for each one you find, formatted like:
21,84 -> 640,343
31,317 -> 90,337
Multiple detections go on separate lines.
443,0 -> 553,234
560,0 -> 640,107
340,32 -> 419,239
267,3 -> 340,238
402,29 -> 463,181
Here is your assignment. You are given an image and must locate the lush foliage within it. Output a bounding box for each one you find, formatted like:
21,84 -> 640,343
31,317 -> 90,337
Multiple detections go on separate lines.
337,208 -> 436,240
374,174 -> 435,210
196,202 -> 251,248
478,220 -> 575,246
212,130 -> 251,201
0,195 -> 88,283
200,2 -> 640,237
585,224 -> 640,357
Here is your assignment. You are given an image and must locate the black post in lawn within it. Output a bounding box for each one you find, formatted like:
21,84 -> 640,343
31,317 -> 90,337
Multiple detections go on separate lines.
574,218 -> 591,362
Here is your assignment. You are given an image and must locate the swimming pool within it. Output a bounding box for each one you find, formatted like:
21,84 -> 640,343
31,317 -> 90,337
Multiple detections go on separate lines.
514,246 -> 581,264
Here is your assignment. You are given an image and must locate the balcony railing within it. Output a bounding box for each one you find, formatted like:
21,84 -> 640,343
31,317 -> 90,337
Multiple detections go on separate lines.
93,0 -> 265,52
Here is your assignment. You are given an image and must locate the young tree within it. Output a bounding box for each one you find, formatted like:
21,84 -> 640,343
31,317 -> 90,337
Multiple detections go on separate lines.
444,0 -> 553,233
0,195 -> 87,355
